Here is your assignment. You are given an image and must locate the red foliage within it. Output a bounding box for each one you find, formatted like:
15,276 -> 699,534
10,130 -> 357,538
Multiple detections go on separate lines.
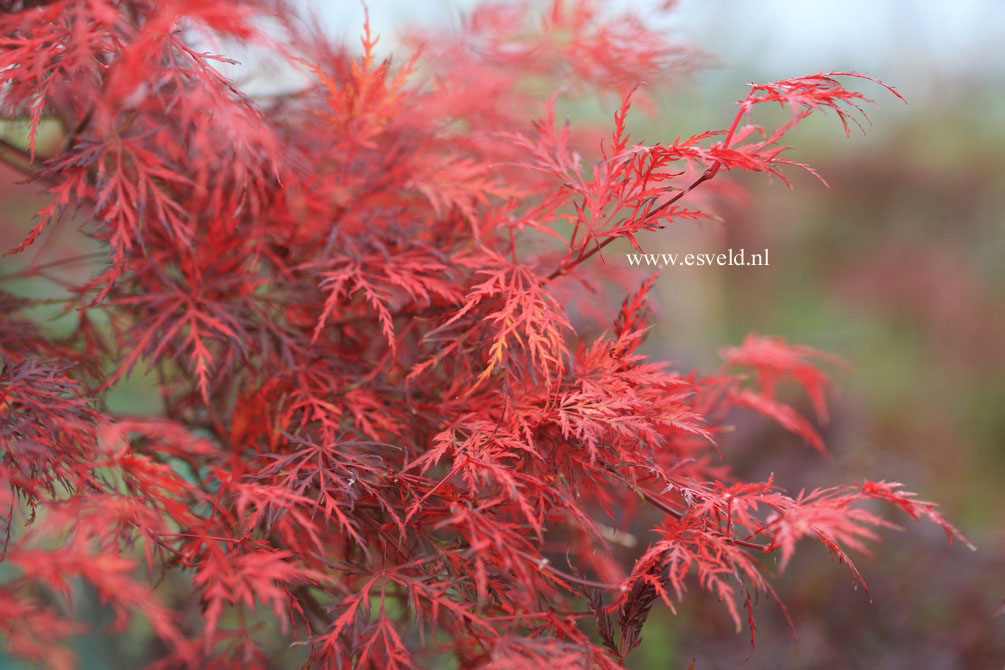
0,1 -> 969,668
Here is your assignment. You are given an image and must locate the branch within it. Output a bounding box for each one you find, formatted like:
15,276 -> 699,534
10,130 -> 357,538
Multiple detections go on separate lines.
606,469 -> 770,552
0,252 -> 106,282
0,138 -> 38,180
546,162 -> 721,281
294,586 -> 332,633
0,137 -> 64,189
514,548 -> 627,593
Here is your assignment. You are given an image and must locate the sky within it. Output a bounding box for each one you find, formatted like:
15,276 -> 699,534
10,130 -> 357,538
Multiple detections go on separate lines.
301,0 -> 1005,102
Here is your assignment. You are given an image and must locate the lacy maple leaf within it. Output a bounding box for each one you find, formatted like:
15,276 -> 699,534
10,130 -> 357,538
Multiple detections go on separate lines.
0,1 -> 968,668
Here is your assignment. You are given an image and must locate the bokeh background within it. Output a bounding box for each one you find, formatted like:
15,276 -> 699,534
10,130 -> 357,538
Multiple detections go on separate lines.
1,1 -> 1002,668
613,2 -> 1005,668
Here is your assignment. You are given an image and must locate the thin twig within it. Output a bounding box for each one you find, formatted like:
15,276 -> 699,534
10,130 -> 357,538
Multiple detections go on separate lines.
546,162 -> 721,281
606,469 -> 770,552
0,252 -> 106,282
514,548 -> 626,592
294,586 -> 332,632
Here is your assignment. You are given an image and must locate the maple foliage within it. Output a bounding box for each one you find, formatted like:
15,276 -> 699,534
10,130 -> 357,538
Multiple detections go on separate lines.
0,1 -> 971,668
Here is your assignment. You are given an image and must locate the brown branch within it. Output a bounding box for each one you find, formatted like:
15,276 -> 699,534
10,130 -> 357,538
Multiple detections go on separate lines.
0,138 -> 39,180
61,105 -> 94,153
638,485 -> 770,552
0,252 -> 106,282
606,468 -> 770,552
546,161 -> 722,281
294,586 -> 332,632
514,548 -> 627,592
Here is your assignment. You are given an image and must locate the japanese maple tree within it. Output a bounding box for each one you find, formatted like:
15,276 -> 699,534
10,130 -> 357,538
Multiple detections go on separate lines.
0,1 -> 970,668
